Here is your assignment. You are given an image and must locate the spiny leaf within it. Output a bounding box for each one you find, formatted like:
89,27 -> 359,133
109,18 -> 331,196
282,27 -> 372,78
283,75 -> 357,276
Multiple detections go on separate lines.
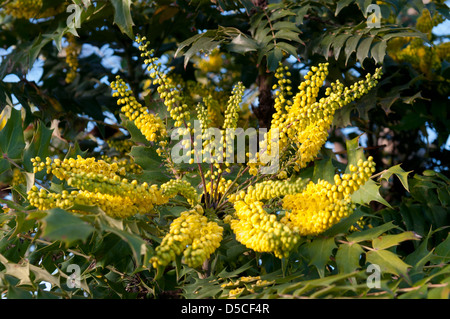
41,208 -> 95,246
344,34 -> 363,65
335,0 -> 355,16
323,207 -> 370,237
302,237 -> 337,277
347,221 -> 399,243
267,46 -> 283,72
0,254 -> 32,286
345,135 -> 365,174
129,145 -> 170,184
370,39 -> 388,64
332,33 -> 353,60
351,178 -> 392,208
380,164 -> 412,192
336,243 -> 364,274
372,231 -> 421,250
366,249 -> 411,280
102,225 -> 147,266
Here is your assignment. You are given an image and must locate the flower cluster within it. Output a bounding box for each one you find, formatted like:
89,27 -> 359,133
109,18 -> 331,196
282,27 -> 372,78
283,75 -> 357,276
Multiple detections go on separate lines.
4,0 -> 65,19
28,156 -> 166,218
135,36 -> 192,129
111,76 -> 167,143
226,200 -> 300,258
32,156 -> 120,178
106,138 -> 135,155
160,179 -> 199,206
388,9 -> 449,90
27,186 -> 165,218
416,8 -> 444,39
225,157 -> 375,256
196,49 -> 224,73
220,276 -> 274,298
65,34 -> 80,84
230,177 -> 307,203
282,157 -> 376,236
252,62 -> 382,175
11,168 -> 25,186
150,206 -> 223,268
196,82 -> 245,179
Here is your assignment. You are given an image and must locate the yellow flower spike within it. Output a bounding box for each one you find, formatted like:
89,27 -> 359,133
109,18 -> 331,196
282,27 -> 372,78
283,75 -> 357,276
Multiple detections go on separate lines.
65,34 -> 80,84
223,82 -> 245,130
150,208 -> 223,268
161,179 -> 200,206
282,157 -> 376,236
249,62 -> 382,175
228,200 -> 300,259
110,76 -> 167,143
28,156 -> 167,218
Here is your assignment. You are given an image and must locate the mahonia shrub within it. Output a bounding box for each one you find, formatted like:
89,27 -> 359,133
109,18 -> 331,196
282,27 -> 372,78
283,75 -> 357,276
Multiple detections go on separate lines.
21,34 -> 390,273
1,0 -> 448,301
387,9 -> 449,94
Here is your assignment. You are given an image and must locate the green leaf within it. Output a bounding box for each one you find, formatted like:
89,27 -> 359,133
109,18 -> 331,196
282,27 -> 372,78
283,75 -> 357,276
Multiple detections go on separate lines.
274,30 -> 302,43
372,231 -> 421,250
344,34 -> 363,65
347,221 -> 399,243
432,233 -> 450,264
380,164 -> 412,192
294,4 -> 311,25
23,121 -> 53,172
272,21 -> 300,32
103,225 -> 147,266
6,285 -> 33,299
370,40 -> 387,64
332,103 -> 354,128
29,263 -> 61,289
276,42 -> 299,60
366,249 -> 411,279
351,178 -> 392,208
356,36 -> 374,64
226,34 -> 258,54
332,33 -> 353,60
437,187 -> 450,206
175,32 -> 206,58
336,243 -> 364,274
405,231 -> 434,272
323,207 -> 371,237
302,237 -> 337,277
0,107 -> 25,161
345,136 -> 365,174
291,271 -> 361,296
183,37 -> 219,69
266,47 -> 283,72
312,158 -> 335,184
0,254 -> 32,286
336,0 -> 355,15
357,0 -> 373,17
41,208 -> 95,246
120,114 -> 149,145
270,8 -> 296,21
129,145 -> 170,184
9,211 -> 36,239
110,0 -> 135,38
